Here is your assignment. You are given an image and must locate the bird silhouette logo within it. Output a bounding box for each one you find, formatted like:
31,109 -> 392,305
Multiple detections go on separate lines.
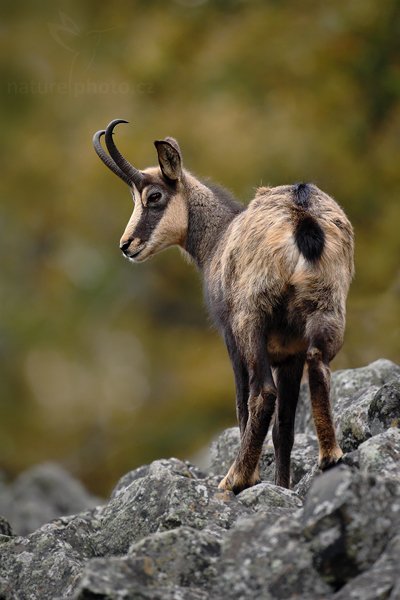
48,12 -> 116,84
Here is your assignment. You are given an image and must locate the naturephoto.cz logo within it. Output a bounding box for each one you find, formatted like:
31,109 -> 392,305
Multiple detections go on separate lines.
7,12 -> 153,98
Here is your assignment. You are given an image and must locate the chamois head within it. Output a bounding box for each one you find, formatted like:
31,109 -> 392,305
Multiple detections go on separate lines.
93,119 -> 187,262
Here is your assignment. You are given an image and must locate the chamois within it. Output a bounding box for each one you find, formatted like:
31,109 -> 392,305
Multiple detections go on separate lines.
93,119 -> 354,492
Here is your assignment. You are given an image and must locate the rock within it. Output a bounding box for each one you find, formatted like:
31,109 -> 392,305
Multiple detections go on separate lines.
295,358 -> 400,436
286,433 -> 319,485
301,465 -> 400,590
75,555 -> 208,600
210,428 -> 319,487
128,526 -> 223,588
335,361 -> 400,452
212,514 -> 332,599
0,512 -> 99,599
111,458 -> 206,499
294,465 -> 320,498
95,460 -> 248,556
337,378 -> 400,453
0,462 -> 101,536
368,379 -> 400,433
336,386 -> 380,452
355,427 -> 400,479
333,533 -> 400,600
209,427 -> 241,476
110,464 -> 151,497
0,515 -> 12,537
0,458 -> 244,599
236,482 -> 302,514
0,359 -> 399,599
76,522 -> 223,598
330,359 -> 400,406
293,383 -> 310,432
75,556 -> 162,599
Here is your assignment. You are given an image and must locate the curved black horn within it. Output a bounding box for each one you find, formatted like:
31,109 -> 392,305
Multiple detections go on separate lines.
92,130 -> 132,186
104,119 -> 144,189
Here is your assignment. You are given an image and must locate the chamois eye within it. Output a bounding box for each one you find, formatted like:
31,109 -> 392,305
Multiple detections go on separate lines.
148,192 -> 162,204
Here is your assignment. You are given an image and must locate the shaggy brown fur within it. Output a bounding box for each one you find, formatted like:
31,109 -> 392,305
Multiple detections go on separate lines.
93,120 -> 354,492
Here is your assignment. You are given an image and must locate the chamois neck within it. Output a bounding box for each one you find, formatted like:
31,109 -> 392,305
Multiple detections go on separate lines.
183,174 -> 244,270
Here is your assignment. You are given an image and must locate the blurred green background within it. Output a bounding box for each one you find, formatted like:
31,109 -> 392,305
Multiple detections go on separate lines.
1,0 -> 399,495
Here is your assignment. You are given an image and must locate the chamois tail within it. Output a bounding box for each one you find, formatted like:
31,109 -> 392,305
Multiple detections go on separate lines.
292,183 -> 325,262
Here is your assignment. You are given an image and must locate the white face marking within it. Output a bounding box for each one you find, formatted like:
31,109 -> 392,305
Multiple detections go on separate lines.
120,191 -> 144,251
132,185 -> 142,205
119,171 -> 188,263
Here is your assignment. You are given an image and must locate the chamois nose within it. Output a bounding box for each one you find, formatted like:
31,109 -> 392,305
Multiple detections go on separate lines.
120,239 -> 131,255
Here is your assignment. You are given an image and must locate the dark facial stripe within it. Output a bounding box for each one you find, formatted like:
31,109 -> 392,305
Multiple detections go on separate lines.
133,205 -> 166,242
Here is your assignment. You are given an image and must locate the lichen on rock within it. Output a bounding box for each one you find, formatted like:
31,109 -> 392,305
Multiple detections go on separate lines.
0,358 -> 399,599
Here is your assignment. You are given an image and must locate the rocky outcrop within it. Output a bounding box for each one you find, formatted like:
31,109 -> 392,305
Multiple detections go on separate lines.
296,358 -> 400,448
0,462 -> 101,536
0,358 -> 399,599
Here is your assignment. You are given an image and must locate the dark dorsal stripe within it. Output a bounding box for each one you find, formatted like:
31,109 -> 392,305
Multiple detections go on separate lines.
293,183 -> 312,209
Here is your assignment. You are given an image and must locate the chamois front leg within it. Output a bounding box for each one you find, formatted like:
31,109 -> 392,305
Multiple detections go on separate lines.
272,355 -> 305,488
307,346 -> 343,469
219,335 -> 277,494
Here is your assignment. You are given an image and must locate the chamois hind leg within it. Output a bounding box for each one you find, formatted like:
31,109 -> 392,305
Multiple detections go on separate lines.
307,343 -> 343,470
224,327 -> 249,438
219,326 -> 277,494
272,354 -> 305,488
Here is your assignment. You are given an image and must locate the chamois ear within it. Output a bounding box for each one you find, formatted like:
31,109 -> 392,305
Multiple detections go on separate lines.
154,137 -> 182,182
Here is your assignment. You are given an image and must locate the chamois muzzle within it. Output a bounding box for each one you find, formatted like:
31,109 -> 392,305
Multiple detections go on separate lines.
92,119 -> 144,189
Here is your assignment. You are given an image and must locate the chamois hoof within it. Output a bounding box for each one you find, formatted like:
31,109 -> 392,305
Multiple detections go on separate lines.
318,448 -> 344,471
218,465 -> 260,495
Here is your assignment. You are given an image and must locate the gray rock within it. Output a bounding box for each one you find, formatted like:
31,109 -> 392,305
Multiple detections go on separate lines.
0,462 -> 101,536
287,433 -> 319,485
237,482 -> 303,513
335,361 -> 400,452
295,358 -> 400,436
76,522 -> 222,598
336,386 -> 380,452
333,534 -> 400,600
75,556 -> 160,599
76,555 -> 208,600
128,526 -> 222,587
209,427 -> 241,476
211,359 -> 400,483
356,427 -> 400,478
111,464 -> 151,497
294,464 -> 320,498
210,428 -> 319,487
209,427 -> 279,484
331,359 -> 400,406
1,360 -> 400,600
301,465 -> 400,590
0,514 -> 98,599
95,462 -> 248,556
368,379 -> 400,434
256,434 -> 276,480
337,378 -> 400,453
111,458 -> 206,499
0,515 -> 12,537
0,458 -> 242,599
294,383 -> 311,432
212,514 -> 331,599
